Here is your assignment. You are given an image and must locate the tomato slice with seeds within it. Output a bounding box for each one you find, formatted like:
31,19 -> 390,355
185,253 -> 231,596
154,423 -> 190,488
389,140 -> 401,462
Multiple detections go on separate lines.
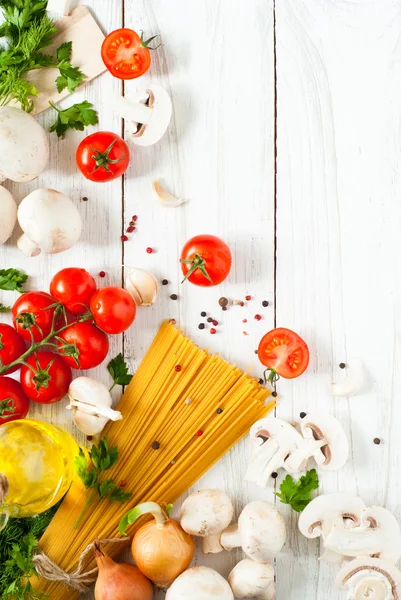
258,327 -> 310,380
101,28 -> 158,80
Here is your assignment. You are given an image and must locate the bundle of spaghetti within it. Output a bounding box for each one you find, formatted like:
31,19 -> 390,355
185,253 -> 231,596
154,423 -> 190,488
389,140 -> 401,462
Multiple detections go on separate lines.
33,321 -> 274,599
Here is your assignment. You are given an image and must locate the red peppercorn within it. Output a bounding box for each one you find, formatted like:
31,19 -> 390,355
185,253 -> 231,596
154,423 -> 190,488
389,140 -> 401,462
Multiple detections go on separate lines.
132,215 -> 138,221
121,235 -> 128,242
87,435 -> 93,441
210,328 -> 216,335
146,247 -> 153,254
175,365 -> 182,372
195,430 -> 203,437
127,226 -> 135,233
99,271 -> 106,278
212,320 -> 218,326
240,301 -> 245,307
243,331 -> 249,336
254,314 -> 262,321
242,319 -> 247,323
120,480 -> 127,488
245,295 -> 252,301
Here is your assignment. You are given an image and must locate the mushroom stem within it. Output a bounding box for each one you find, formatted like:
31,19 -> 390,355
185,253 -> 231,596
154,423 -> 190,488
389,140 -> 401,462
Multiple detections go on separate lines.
220,524 -> 241,551
202,533 -> 224,555
17,234 -> 41,257
284,438 -> 328,473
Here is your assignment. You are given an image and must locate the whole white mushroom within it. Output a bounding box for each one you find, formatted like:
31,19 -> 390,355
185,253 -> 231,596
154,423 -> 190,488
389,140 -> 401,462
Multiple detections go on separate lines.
166,567 -> 233,600
17,188 -> 82,257
0,107 -> 49,182
0,187 -> 17,245
228,559 -> 275,600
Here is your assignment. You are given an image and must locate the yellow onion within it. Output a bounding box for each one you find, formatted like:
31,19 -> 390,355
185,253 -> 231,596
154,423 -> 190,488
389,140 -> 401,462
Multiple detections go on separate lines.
94,542 -> 153,600
119,502 -> 194,588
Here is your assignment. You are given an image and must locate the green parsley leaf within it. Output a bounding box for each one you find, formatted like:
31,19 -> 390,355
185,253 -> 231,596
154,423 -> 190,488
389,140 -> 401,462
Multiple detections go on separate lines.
0,269 -> 28,293
53,42 -> 85,94
107,353 -> 133,390
56,40 -> 72,62
108,487 -> 132,503
49,100 -> 98,139
275,469 -> 319,512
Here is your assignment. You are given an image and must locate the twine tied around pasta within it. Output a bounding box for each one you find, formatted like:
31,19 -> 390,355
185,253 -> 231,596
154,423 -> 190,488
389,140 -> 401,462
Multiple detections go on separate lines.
33,538 -> 129,593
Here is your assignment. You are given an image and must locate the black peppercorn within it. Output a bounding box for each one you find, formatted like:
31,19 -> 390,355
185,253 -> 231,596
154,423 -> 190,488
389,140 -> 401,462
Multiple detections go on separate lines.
216,408 -> 223,414
162,279 -> 168,285
254,350 -> 258,354
198,323 -> 205,330
219,297 -> 228,307
272,472 -> 278,479
222,306 -> 227,311
207,317 -> 213,323
82,196 -> 88,202
373,437 -> 381,445
201,311 -> 207,317
170,294 -> 178,300
339,362 -> 346,369
262,300 -> 269,307
151,441 -> 160,450
300,412 -> 306,419
258,378 -> 264,385
272,391 -> 278,398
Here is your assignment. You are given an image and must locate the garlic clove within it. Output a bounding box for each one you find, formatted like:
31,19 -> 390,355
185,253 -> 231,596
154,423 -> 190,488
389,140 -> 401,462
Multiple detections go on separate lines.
72,411 -> 109,436
125,268 -> 158,307
153,180 -> 185,207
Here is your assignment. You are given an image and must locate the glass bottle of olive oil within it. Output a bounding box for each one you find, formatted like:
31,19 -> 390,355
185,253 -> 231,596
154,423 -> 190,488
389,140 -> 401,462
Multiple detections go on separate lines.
0,419 -> 79,529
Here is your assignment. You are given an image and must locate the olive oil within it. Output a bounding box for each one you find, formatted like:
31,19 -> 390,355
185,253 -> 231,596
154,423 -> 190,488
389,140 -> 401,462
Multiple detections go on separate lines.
0,419 -> 78,525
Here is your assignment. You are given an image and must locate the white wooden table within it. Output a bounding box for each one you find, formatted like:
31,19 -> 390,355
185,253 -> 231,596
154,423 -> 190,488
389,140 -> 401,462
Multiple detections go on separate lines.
1,0 -> 399,598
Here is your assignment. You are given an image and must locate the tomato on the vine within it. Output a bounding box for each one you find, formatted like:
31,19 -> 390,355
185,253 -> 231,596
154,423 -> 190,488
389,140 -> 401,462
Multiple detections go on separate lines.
90,287 -> 136,334
0,324 -> 26,374
57,321 -> 109,370
101,29 -> 159,80
76,132 -> 130,183
12,292 -> 59,342
20,351 -> 72,405
50,268 -> 97,315
180,235 -> 232,287
258,328 -> 310,381
0,377 -> 30,424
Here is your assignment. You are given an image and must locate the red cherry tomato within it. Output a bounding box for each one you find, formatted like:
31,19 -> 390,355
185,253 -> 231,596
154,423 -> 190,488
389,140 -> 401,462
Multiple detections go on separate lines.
0,377 -> 30,424
101,28 -> 156,80
76,132 -> 130,183
90,287 -> 136,334
180,235 -> 232,287
57,321 -> 109,370
50,268 -> 97,315
0,324 -> 26,374
20,351 -> 72,405
12,292 -> 58,342
258,328 -> 310,380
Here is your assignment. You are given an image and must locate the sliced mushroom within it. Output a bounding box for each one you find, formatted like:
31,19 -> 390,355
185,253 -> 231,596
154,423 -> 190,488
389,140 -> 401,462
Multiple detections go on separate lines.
284,413 -> 349,473
298,493 -> 366,563
221,501 -> 286,562
106,85 -> 172,146
337,557 -> 401,600
325,505 -> 401,564
0,187 -> 17,246
245,418 -> 303,487
331,359 -> 365,397
228,559 -> 275,600
180,489 -> 234,554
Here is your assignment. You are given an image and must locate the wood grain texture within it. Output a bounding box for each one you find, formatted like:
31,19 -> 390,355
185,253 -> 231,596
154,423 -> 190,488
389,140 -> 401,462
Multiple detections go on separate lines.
275,0 -> 401,598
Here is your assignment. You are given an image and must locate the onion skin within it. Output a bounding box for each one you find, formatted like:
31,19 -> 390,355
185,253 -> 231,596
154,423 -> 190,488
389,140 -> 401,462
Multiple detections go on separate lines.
132,518 -> 195,588
94,544 -> 153,600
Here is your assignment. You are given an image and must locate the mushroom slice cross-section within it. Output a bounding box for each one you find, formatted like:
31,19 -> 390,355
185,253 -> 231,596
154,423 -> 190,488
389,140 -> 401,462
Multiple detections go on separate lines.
221,501 -> 286,562
325,505 -> 401,564
337,557 -> 401,600
245,418 -> 303,487
284,412 -> 349,473
228,559 -> 275,600
180,489 -> 234,554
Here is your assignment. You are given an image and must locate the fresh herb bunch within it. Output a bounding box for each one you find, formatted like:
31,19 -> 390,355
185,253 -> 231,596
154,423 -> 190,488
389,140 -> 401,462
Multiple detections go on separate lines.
275,468 -> 319,512
0,0 -> 56,110
0,503 -> 59,599
74,435 -> 132,529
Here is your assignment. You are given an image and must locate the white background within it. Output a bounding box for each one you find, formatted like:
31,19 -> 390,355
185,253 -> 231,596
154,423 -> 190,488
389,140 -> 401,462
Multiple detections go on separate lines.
1,0 -> 400,598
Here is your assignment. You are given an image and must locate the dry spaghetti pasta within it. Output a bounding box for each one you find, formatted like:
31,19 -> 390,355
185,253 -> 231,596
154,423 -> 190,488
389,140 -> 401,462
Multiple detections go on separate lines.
33,321 -> 274,599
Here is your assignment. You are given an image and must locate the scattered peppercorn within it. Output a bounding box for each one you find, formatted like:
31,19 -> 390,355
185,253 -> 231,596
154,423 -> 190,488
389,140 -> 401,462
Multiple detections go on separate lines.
271,472 -> 278,479
151,441 -> 160,450
222,306 -> 227,311
262,300 -> 269,307
169,318 -> 176,325
300,412 -> 306,418
258,378 -> 264,385
240,301 -> 245,307
339,362 -> 346,369
120,480 -> 127,488
87,435 -> 93,441
185,398 -> 192,405
243,319 -> 248,323
254,314 -> 262,321
127,226 -> 135,233
175,365 -> 182,372
201,311 -> 207,317
170,294 -> 178,300
254,349 -> 258,354
132,215 -> 138,221
162,279 -> 168,285
373,437 -> 381,445
146,247 -> 153,254
216,408 -> 223,414
198,323 -> 205,330
212,320 -> 218,326
195,430 -> 203,437
272,391 -> 278,398
232,299 -> 241,305
243,331 -> 249,336
99,271 -> 106,278
82,196 -> 88,202
207,317 -> 213,323
245,295 -> 252,301
129,220 -> 136,227
121,235 -> 128,242
210,328 -> 217,334
219,297 -> 228,307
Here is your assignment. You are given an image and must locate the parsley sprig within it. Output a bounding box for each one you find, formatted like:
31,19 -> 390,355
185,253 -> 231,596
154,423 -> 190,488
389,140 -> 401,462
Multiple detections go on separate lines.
49,100 -> 98,138
275,469 -> 319,512
107,353 -> 133,391
0,269 -> 28,293
74,436 -> 132,529
54,41 -> 85,94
